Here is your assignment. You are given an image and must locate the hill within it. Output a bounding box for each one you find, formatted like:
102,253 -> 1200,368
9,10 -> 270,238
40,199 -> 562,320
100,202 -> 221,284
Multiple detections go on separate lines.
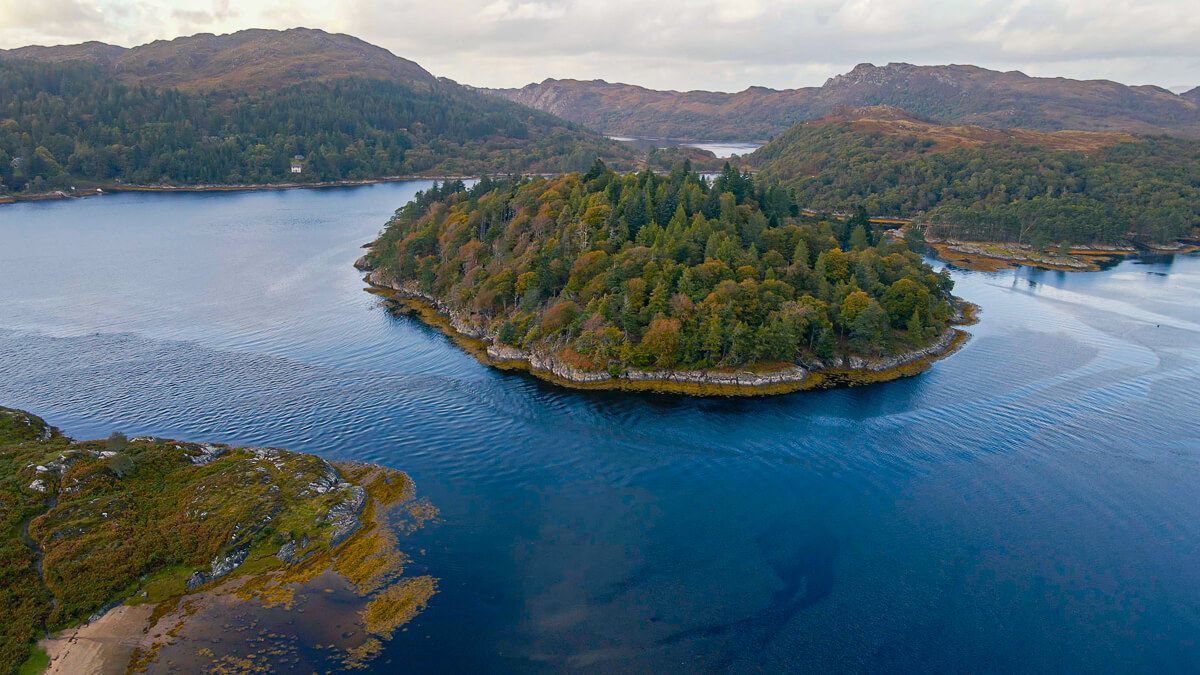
0,29 -> 637,194
1184,87 -> 1200,104
485,63 -> 1200,140
485,79 -> 816,141
749,107 -> 1200,246
0,28 -> 436,92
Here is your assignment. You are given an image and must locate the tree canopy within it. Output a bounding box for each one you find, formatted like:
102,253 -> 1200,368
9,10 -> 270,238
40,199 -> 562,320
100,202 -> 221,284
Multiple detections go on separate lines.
369,162 -> 958,372
0,59 -> 633,193
752,121 -> 1200,245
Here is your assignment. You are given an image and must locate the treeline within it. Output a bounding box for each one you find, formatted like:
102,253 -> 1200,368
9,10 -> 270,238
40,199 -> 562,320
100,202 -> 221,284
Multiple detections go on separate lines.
0,59 -> 631,193
369,162 -> 957,371
752,122 -> 1200,245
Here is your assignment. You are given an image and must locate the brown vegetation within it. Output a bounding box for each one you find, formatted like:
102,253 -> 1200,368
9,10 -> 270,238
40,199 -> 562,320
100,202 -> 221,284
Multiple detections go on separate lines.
486,63 -> 1200,140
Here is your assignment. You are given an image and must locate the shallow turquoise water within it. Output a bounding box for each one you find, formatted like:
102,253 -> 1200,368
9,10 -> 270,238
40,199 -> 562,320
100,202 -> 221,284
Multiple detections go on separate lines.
1,184 -> 1198,671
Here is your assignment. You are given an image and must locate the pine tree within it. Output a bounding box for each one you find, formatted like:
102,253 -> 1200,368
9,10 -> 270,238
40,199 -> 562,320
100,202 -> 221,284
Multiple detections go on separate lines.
647,279 -> 670,319
849,224 -> 870,251
702,310 -> 724,366
907,307 -> 925,345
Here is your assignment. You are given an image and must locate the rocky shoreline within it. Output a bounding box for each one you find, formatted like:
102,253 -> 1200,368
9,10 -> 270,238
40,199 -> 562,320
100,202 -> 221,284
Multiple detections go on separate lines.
0,174 -> 493,206
0,407 -> 436,673
363,267 -> 973,396
922,234 -> 1200,272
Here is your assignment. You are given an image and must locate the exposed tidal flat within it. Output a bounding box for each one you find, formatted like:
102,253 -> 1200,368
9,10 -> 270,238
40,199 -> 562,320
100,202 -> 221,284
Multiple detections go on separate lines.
2,183 -> 1200,671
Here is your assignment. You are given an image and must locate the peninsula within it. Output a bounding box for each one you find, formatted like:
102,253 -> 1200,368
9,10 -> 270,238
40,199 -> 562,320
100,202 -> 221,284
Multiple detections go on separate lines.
362,164 -> 971,396
0,407 -> 437,674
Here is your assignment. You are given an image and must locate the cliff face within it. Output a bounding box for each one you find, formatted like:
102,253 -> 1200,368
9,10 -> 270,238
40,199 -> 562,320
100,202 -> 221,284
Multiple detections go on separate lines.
485,64 -> 1200,140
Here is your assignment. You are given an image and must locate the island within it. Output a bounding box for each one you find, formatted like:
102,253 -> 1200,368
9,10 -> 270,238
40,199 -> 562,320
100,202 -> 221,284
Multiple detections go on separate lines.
0,407 -> 437,674
361,163 -> 973,396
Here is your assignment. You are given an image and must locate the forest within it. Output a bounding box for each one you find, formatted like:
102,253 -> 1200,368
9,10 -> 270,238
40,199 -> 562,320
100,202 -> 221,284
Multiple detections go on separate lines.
752,120 -> 1200,245
0,59 -> 632,193
368,162 -> 958,373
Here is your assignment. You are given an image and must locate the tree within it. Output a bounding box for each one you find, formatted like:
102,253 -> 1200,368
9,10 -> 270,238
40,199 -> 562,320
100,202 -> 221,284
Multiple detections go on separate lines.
541,301 -> 579,334
839,290 -> 872,332
641,318 -> 682,368
906,307 -> 926,344
849,224 -> 870,251
880,278 -> 931,327
851,300 -> 889,354
583,158 -> 608,182
702,310 -> 724,366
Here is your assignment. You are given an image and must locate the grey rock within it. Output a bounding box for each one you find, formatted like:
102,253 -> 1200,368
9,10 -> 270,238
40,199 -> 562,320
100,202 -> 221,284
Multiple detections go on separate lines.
189,444 -> 227,466
325,485 -> 367,547
209,545 -> 249,579
370,272 -> 964,392
277,540 -> 298,564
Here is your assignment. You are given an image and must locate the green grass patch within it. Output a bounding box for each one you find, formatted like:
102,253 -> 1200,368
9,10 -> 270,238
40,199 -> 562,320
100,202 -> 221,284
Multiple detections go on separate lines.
15,645 -> 48,675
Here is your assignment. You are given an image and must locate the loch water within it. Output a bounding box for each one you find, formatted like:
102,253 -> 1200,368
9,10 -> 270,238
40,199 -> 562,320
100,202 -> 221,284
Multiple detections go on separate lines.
1,183 -> 1198,671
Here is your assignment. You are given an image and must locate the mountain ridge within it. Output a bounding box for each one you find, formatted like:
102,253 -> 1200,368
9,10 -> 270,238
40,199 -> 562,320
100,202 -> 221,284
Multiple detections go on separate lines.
486,63 -> 1200,140
0,28 -> 436,92
0,29 -> 641,195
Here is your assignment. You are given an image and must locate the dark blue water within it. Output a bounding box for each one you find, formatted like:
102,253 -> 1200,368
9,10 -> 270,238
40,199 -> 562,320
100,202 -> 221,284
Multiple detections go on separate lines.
2,185 -> 1199,672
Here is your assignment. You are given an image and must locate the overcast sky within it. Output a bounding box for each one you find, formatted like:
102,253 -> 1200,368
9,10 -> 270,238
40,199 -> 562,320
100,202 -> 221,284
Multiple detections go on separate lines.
2,0 -> 1198,92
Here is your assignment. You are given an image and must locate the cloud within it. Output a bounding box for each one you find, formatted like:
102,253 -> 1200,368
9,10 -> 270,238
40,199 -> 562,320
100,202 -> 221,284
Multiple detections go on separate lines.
170,0 -> 237,27
1,0 -> 1198,91
478,1 -> 565,21
0,0 -> 109,45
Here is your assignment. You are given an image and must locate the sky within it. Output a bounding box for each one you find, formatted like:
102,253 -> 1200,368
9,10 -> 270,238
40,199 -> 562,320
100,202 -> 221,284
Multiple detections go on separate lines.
1,0 -> 1198,92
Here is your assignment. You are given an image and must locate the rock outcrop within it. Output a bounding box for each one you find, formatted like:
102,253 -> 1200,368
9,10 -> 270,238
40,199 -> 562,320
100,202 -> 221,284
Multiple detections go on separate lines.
367,270 -> 968,395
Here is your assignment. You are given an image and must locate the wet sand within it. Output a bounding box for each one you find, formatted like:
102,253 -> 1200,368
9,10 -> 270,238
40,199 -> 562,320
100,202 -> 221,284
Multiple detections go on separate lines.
40,605 -> 155,675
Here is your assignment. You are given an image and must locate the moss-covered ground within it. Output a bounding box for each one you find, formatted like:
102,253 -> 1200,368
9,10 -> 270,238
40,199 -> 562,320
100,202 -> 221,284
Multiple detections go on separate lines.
0,407 -> 436,674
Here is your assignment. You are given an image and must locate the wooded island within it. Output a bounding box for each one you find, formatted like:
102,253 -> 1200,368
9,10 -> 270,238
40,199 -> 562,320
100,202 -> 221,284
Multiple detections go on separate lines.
364,163 -> 969,395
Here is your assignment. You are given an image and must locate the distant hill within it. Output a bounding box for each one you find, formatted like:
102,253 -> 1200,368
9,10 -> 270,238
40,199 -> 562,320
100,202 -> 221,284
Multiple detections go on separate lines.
0,28 -> 436,92
485,63 -> 1200,140
748,107 -> 1200,246
1184,87 -> 1200,104
484,79 -> 817,141
0,29 -> 638,194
